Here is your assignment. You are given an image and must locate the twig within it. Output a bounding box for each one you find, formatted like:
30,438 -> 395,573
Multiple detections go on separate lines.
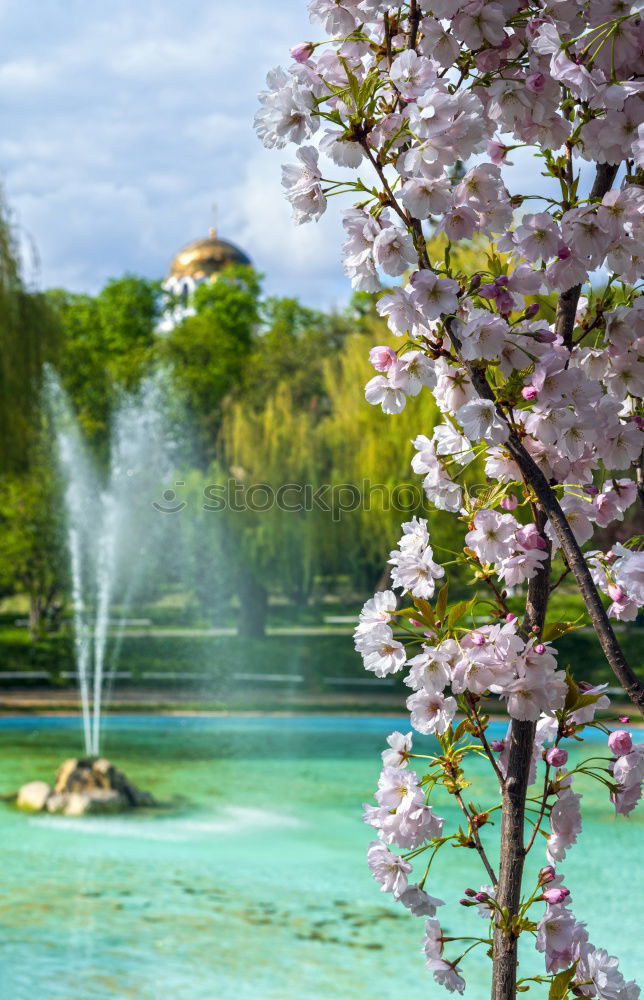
454,790 -> 498,887
466,693 -> 506,788
554,162 -> 619,348
523,763 -> 551,855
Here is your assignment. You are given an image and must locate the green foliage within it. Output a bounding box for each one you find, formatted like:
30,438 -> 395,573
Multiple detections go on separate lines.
0,194 -> 61,471
47,274 -> 160,461
160,265 -> 260,459
0,431 -> 67,638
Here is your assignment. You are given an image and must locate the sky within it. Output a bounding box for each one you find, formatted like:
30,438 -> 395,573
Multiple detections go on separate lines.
0,0 -> 353,309
0,1 -> 586,311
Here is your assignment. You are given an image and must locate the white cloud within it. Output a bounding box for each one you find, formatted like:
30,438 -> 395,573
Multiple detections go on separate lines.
1,0 -> 352,307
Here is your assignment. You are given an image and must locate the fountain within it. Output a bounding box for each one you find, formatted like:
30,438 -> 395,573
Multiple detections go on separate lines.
17,374 -> 186,814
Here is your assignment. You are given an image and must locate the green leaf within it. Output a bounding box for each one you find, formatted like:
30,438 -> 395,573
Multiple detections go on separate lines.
414,598 -> 436,627
548,966 -> 576,1000
448,599 -> 474,629
435,583 -> 449,622
542,619 -> 583,642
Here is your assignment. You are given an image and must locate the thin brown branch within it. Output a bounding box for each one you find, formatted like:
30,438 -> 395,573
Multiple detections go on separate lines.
466,693 -> 506,788
554,162 -> 619,348
454,790 -> 498,887
408,0 -> 421,51
524,762 -> 551,855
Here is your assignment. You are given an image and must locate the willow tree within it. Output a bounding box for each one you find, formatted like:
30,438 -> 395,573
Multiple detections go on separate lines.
0,194 -> 60,471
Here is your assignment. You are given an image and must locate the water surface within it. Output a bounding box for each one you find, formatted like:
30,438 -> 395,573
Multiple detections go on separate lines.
0,716 -> 641,999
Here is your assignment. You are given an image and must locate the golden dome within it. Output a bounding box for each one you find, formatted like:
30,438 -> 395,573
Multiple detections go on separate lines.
168,229 -> 251,281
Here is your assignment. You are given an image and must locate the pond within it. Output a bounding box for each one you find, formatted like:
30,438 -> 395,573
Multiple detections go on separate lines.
0,716 -> 641,999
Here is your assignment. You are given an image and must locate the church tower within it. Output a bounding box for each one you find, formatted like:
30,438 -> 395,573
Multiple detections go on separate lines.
158,228 -> 251,332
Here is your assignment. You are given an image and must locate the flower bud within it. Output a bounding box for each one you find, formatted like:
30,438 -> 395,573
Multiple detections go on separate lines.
471,631 -> 486,646
490,740 -> 505,753
543,887 -> 570,904
468,273 -> 482,293
584,485 -> 599,496
535,329 -> 556,344
522,385 -> 538,401
506,613 -> 517,623
464,888 -> 476,897
608,730 -> 633,756
618,715 -> 630,724
459,898 -> 472,906
369,346 -> 397,372
538,865 -> 556,885
545,747 -> 568,767
290,42 -> 314,63
534,643 -> 546,655
526,72 -> 546,93
607,583 -> 627,604
500,495 -> 518,511
524,303 -> 540,319
475,891 -> 489,902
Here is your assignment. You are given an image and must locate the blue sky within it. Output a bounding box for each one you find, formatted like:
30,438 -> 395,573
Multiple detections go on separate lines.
0,0 -> 352,309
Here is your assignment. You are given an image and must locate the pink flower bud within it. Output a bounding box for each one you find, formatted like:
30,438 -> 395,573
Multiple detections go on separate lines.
500,495 -> 518,511
545,747 -> 568,767
506,613 -> 517,623
475,891 -> 489,902
557,244 -> 572,260
459,898 -> 471,906
490,740 -> 505,753
487,140 -> 512,166
290,42 -> 314,63
522,386 -> 538,401
515,525 -> 547,550
524,303 -> 540,319
578,681 -> 594,692
618,715 -> 630,724
608,730 -> 633,756
584,485 -> 599,496
543,887 -> 570,904
464,888 -> 476,897
496,289 -> 515,314
535,329 -> 557,344
607,583 -> 627,604
526,72 -> 546,93
409,618 -> 422,627
471,631 -> 486,646
534,643 -> 546,655
369,346 -> 397,372
538,865 -> 556,885
468,273 -> 482,292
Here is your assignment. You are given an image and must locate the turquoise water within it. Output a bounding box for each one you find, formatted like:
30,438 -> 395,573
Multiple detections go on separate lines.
0,716 -> 641,999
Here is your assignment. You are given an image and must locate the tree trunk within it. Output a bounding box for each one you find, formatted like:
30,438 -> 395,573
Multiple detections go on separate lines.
237,570 -> 268,638
28,594 -> 44,642
491,522 -> 551,1000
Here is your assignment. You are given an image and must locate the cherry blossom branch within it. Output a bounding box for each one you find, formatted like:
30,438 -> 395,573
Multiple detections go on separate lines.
362,135 -> 643,713
554,162 -> 619,348
491,520 -> 550,1000
443,317 -> 644,713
